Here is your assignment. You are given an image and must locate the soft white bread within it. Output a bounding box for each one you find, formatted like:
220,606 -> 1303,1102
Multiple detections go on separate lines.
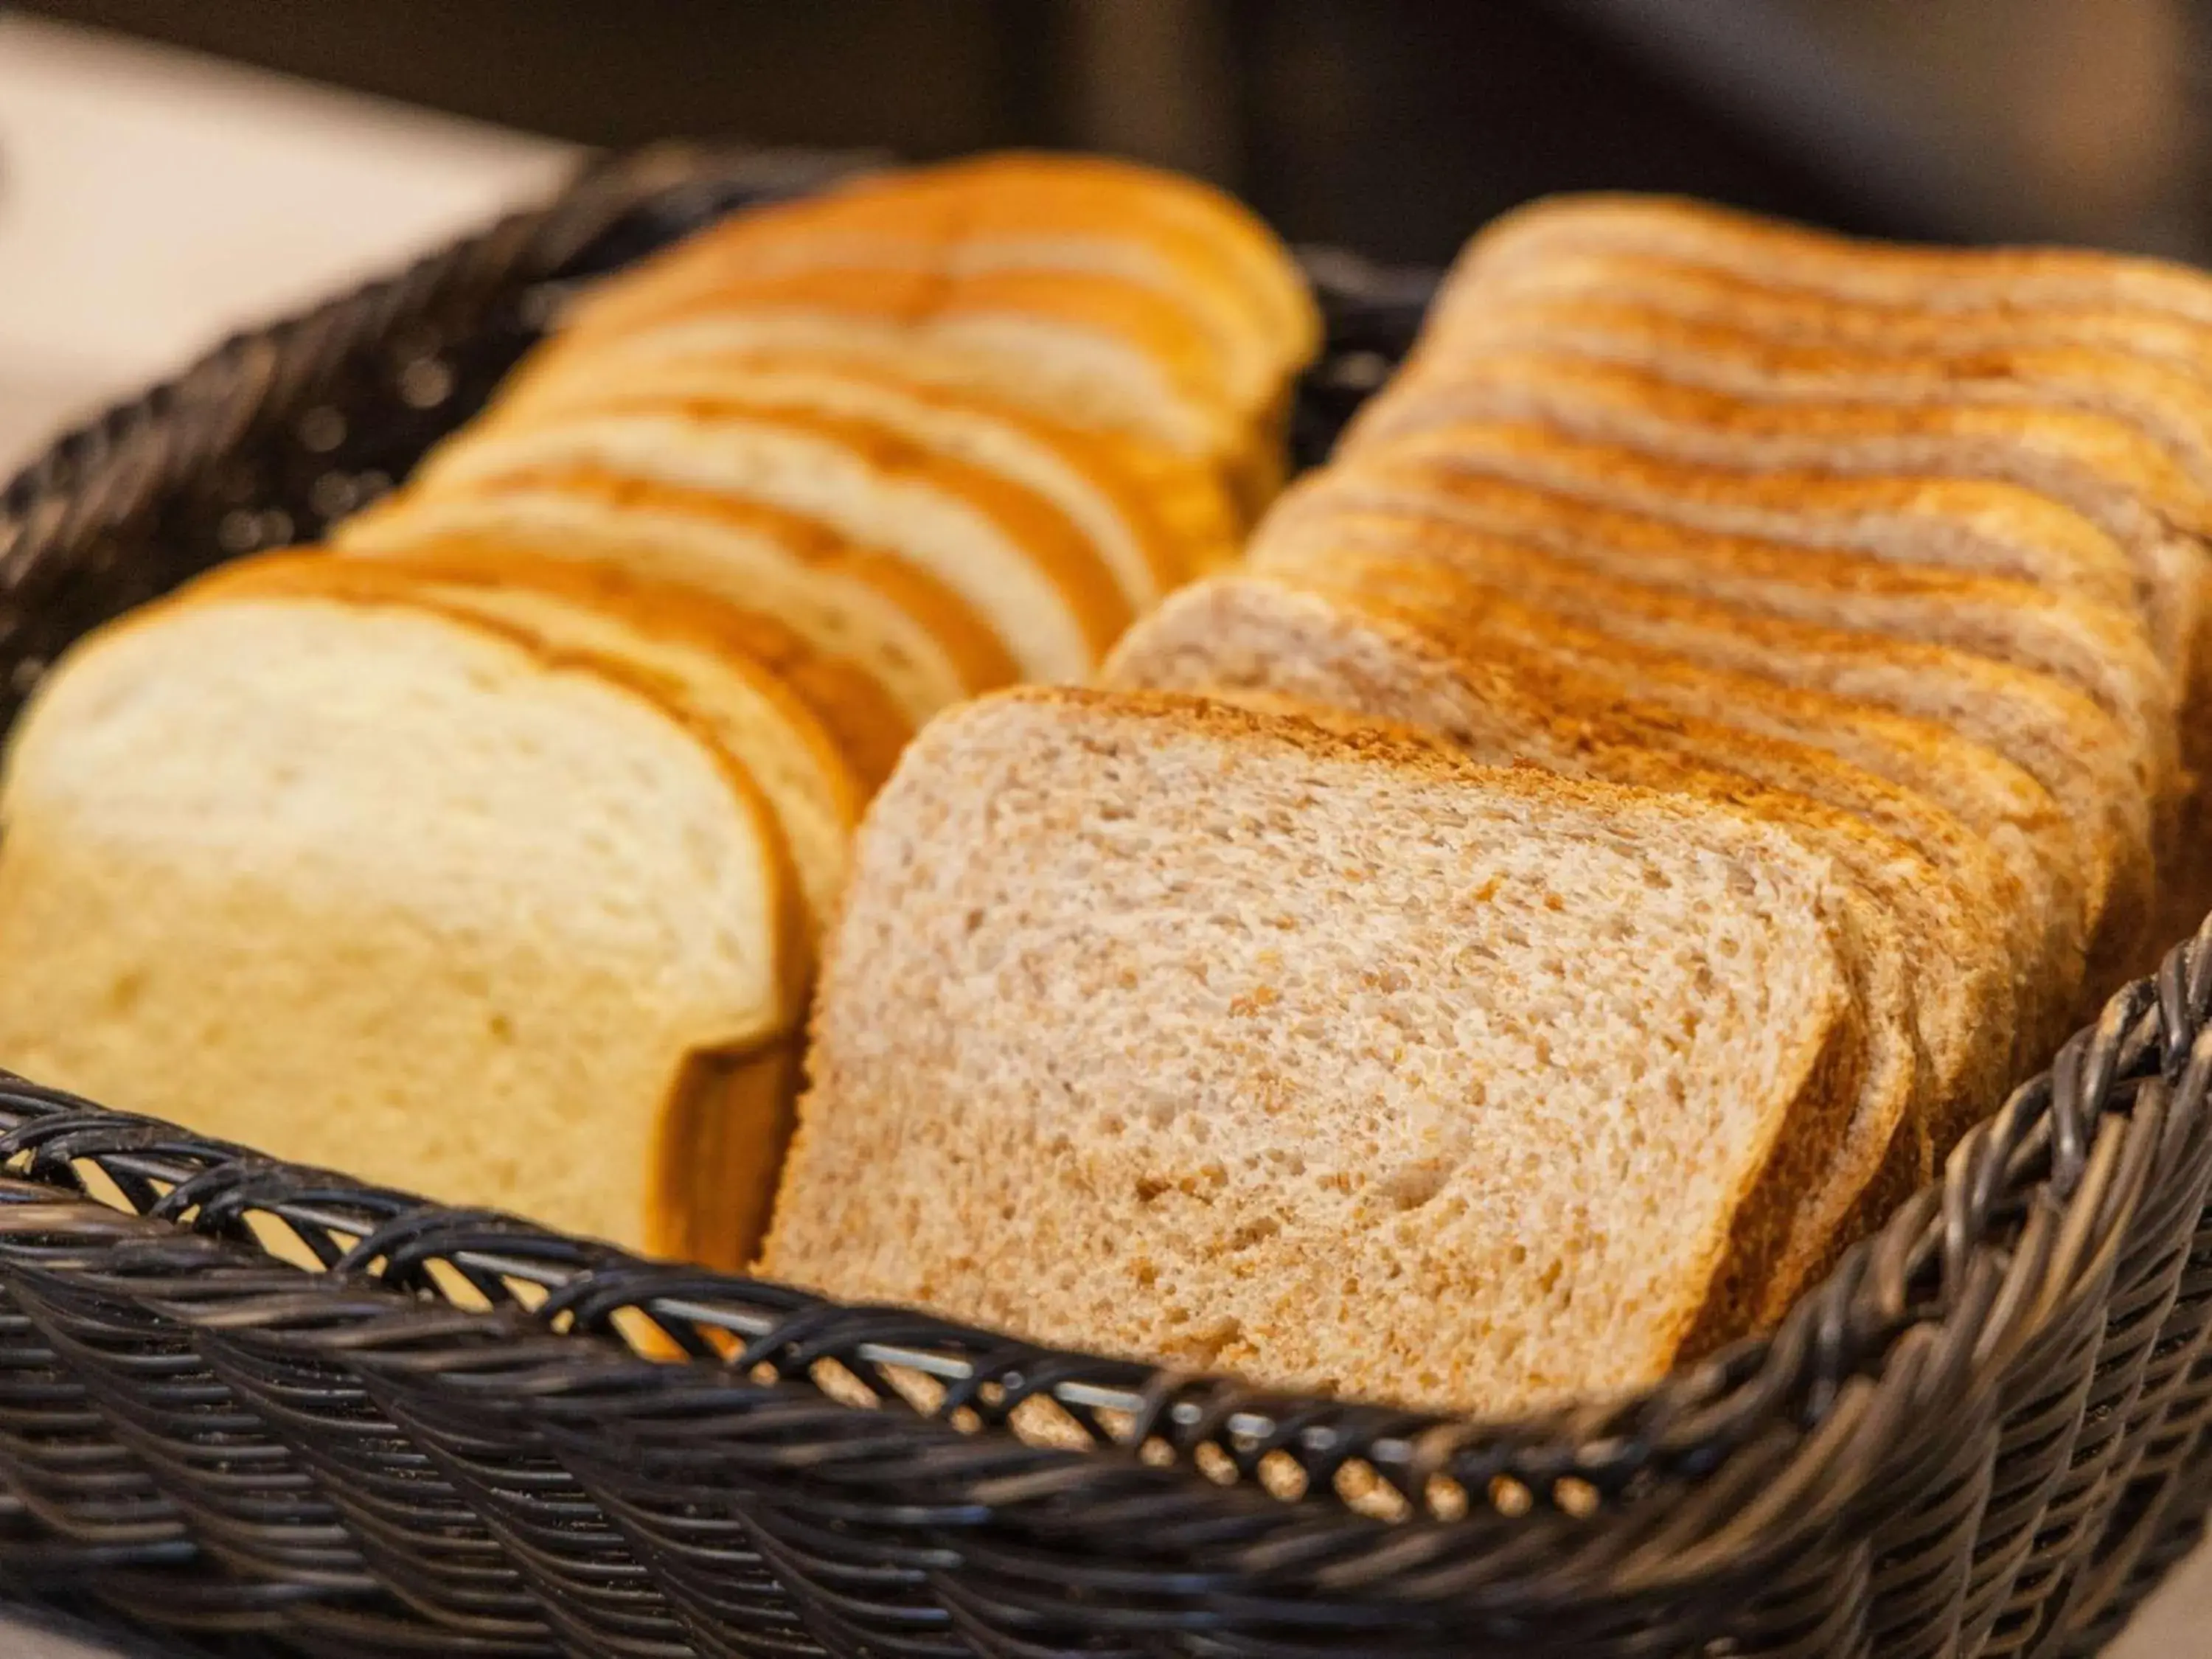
402,401 -> 1130,683
476,353 -> 1211,605
529,265 -> 1267,515
560,153 -> 1317,434
185,549 -> 911,936
765,688 -> 1863,1413
333,466 -> 1012,723
0,584 -> 810,1264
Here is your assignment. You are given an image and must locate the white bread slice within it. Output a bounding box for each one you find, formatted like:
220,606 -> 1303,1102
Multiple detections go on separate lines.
334,466 -> 1010,722
477,353 -> 1204,605
1104,574 -> 1967,1310
1437,249 -> 2212,435
563,154 -> 1315,431
0,585 -> 809,1264
533,265 -> 1268,515
764,686 -> 1863,1413
185,549 -> 905,936
404,402 -> 1129,683
1451,193 -> 2212,323
1267,458 -> 2174,764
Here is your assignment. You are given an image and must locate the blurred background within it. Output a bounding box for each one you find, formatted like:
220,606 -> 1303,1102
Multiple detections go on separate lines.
1,4 -> 2211,1650
7,0 -> 2211,472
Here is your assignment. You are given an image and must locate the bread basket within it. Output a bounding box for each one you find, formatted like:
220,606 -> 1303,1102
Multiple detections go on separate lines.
0,146 -> 2207,1659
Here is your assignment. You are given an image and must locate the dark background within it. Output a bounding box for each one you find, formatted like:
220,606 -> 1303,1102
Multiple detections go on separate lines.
15,0 -> 2211,264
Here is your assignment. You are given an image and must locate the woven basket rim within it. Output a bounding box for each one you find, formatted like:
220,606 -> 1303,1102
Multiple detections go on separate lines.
0,145 -> 2207,1577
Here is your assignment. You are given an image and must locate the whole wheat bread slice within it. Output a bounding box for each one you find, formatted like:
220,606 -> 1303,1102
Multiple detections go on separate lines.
1103,572 -> 1986,1307
765,686 -> 1863,1413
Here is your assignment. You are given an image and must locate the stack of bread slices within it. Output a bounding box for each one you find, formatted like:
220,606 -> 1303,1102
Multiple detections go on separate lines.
768,195 -> 2205,1415
0,153 -> 1315,1267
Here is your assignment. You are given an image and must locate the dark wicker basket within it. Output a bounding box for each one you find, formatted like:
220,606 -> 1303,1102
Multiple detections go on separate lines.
1,147 -> 2209,1659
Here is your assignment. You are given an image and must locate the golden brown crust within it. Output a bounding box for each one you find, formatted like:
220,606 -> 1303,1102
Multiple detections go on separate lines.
243,540 -> 914,799
481,353 -> 1200,600
347,464 -> 1021,693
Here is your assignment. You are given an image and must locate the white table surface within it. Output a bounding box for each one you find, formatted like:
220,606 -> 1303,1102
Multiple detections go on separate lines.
0,13 -> 2207,1658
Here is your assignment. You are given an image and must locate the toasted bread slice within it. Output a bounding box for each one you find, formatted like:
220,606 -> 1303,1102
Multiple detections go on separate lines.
0,580 -> 809,1265
766,686 -> 1864,1413
1428,289 -> 2212,493
1104,572 -> 1990,1307
335,467 -> 1006,722
404,400 -> 1129,682
479,353 -> 1204,606
1351,355 -> 2211,631
1249,507 -> 2108,1026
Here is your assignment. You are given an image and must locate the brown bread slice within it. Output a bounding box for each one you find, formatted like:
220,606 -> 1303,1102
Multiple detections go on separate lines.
765,686 -> 1865,1413
1450,193 -> 2212,324
1346,354 -> 2210,669
1104,571 -> 1974,1307
1254,501 -> 2152,997
335,467 -> 1012,722
1248,532 -> 2126,1015
1270,458 -> 2171,752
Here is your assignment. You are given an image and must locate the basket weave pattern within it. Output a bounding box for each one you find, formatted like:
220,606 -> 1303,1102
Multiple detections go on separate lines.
0,151 -> 2209,1658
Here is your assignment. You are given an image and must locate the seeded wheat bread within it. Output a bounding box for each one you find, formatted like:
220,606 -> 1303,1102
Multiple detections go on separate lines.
0,585 -> 810,1264
765,686 -> 1865,1412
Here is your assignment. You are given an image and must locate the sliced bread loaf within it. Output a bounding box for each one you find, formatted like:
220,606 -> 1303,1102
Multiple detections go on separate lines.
0,583 -> 809,1263
1103,573 -> 1969,1307
764,687 -> 1863,1412
400,401 -> 1128,682
477,355 -> 1201,608
187,549 -> 901,935
335,465 -> 1010,721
